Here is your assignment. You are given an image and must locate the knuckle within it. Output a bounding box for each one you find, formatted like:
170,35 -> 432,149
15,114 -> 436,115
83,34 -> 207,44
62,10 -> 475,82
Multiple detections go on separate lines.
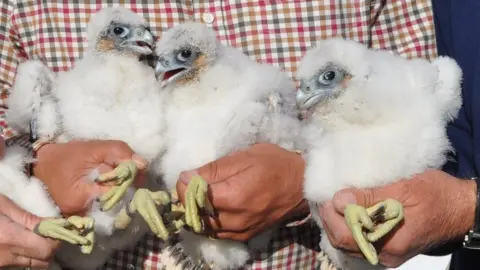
115,140 -> 131,152
201,161 -> 218,182
235,217 -> 251,231
21,212 -> 40,231
42,247 -> 56,260
178,171 -> 190,183
232,232 -> 249,242
362,189 -> 376,207
329,232 -> 348,249
388,244 -> 409,258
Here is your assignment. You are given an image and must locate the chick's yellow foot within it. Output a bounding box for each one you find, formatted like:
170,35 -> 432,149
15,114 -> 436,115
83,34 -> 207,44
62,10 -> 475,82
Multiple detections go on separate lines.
344,199 -> 404,265
183,175 -> 214,233
114,188 -> 173,241
96,160 -> 138,211
34,216 -> 95,254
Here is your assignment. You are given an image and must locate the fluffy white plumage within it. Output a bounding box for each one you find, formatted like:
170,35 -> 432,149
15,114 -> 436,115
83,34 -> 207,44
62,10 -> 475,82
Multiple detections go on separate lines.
154,22 -> 300,269
296,38 -> 462,269
6,7 -> 165,270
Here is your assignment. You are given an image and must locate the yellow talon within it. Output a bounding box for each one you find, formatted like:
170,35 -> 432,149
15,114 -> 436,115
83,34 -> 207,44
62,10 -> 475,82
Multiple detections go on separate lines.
344,199 -> 404,265
114,175 -> 216,241
34,216 -> 95,254
184,176 -> 213,233
114,189 -> 173,241
96,160 -> 137,211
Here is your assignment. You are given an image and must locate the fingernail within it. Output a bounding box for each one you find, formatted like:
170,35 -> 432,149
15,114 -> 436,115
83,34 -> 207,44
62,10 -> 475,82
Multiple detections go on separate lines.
132,154 -> 148,169
333,191 -> 357,210
179,170 -> 199,184
319,201 -> 332,214
319,201 -> 334,225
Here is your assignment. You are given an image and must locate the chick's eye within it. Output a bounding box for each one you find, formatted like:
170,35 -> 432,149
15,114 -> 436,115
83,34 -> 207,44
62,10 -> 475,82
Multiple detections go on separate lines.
177,50 -> 192,62
318,69 -> 343,85
113,26 -> 129,37
323,71 -> 336,81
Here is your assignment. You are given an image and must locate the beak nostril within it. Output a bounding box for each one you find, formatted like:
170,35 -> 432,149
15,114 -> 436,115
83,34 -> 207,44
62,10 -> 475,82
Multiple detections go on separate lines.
164,60 -> 170,66
305,86 -> 311,92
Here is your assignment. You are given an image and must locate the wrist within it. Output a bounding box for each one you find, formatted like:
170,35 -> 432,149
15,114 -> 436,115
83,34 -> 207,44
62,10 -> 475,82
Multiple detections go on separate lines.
32,142 -> 56,178
457,178 -> 477,239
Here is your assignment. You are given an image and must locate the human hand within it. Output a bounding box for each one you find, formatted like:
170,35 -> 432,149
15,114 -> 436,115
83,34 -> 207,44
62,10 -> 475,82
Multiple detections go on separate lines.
0,194 -> 60,268
176,143 -> 309,241
319,170 -> 476,268
33,140 -> 148,217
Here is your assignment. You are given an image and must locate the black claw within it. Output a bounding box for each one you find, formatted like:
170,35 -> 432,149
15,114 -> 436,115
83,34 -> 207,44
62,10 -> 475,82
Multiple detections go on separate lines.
165,201 -> 172,213
77,239 -> 92,246
370,205 -> 386,225
125,200 -> 136,217
32,224 -> 40,235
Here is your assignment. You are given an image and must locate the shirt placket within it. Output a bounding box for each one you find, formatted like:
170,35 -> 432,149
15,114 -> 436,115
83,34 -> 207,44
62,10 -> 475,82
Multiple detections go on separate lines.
191,1 -> 229,45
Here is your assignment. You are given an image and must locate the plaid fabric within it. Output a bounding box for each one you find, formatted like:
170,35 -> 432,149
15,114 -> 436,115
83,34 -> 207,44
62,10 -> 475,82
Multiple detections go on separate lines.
0,0 -> 437,269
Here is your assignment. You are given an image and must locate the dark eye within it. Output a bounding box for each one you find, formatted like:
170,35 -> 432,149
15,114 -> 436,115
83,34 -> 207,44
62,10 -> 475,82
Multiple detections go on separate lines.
177,49 -> 192,62
323,71 -> 336,81
112,26 -> 129,37
318,69 -> 344,85
113,27 -> 124,35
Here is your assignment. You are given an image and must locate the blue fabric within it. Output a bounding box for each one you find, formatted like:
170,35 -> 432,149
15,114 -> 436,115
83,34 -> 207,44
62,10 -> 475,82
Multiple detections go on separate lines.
433,0 -> 480,268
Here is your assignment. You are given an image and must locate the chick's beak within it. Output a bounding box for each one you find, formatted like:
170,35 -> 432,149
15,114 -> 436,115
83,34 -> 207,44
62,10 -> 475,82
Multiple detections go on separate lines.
296,86 -> 328,111
155,55 -> 189,88
124,26 -> 155,55
296,90 -> 309,110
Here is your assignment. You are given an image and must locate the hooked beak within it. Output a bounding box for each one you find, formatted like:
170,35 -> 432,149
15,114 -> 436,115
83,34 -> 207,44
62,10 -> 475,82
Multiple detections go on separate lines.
296,87 -> 328,111
155,56 -> 189,88
121,26 -> 155,55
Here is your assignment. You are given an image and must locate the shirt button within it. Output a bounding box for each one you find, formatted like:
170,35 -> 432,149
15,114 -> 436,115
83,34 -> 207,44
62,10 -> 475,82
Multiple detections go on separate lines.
202,13 -> 215,24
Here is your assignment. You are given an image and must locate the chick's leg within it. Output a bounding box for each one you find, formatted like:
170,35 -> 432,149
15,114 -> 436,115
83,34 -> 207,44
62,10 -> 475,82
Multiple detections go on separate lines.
95,160 -> 138,211
182,175 -> 214,233
344,199 -> 404,265
114,176 -> 215,240
114,189 -> 173,241
34,216 -> 95,254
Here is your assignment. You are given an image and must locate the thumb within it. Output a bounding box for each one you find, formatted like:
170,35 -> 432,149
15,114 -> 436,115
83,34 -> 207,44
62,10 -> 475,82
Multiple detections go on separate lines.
96,140 -> 148,170
0,195 -> 42,231
332,183 -> 401,214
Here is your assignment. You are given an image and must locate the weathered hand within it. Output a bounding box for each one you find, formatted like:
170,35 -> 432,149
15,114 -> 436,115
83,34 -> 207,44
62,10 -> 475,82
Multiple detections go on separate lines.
0,194 -> 60,268
33,140 -> 148,217
176,143 -> 309,241
319,170 -> 476,268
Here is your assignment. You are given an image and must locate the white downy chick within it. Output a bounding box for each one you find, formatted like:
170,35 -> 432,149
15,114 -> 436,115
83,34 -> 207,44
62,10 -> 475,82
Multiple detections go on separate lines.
153,22 -> 301,269
7,7 -> 165,270
296,38 -> 462,270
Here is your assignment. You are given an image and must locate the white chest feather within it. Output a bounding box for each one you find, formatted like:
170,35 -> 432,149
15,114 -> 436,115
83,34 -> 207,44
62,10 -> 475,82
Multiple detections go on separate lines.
160,81 -> 268,188
54,57 -> 165,161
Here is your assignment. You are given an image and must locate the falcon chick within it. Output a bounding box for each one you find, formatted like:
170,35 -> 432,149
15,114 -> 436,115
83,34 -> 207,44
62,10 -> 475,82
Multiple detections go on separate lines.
7,7 -> 168,270
152,22 -> 301,269
296,38 -> 462,269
